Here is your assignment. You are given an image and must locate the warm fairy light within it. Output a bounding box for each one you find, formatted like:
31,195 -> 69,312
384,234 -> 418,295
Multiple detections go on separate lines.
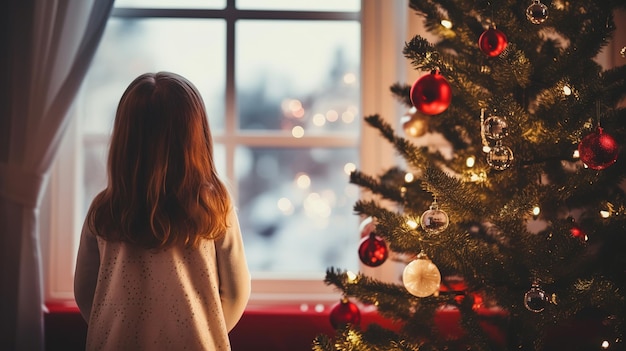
573,149 -> 580,158
600,210 -> 611,218
468,171 -> 487,183
441,19 -> 453,29
315,304 -> 325,312
406,218 -> 418,229
292,126 -> 305,138
289,99 -> 302,111
466,156 -> 476,167
295,173 -> 311,189
404,173 -> 415,182
601,340 -> 610,349
532,206 -> 541,216
312,113 -> 326,126
343,73 -> 357,84
344,162 -> 356,175
292,108 -> 305,118
304,192 -> 331,218
341,111 -> 355,123
563,85 -> 572,96
282,99 -> 305,118
347,105 -> 359,115
346,270 -> 358,283
482,145 -> 491,153
277,197 -> 294,215
326,110 -> 339,122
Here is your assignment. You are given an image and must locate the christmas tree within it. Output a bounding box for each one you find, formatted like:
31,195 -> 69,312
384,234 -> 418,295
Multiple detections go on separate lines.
314,1 -> 626,350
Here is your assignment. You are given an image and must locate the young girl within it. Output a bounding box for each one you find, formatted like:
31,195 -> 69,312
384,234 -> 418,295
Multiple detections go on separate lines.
74,72 -> 251,350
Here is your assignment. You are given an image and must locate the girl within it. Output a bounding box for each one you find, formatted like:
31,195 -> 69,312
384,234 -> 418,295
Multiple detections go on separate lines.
74,72 -> 251,350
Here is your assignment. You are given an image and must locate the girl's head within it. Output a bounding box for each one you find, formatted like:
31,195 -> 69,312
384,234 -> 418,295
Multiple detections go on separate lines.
90,72 -> 231,248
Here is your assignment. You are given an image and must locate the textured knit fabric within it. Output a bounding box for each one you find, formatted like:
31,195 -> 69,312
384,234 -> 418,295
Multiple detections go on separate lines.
74,207 -> 251,351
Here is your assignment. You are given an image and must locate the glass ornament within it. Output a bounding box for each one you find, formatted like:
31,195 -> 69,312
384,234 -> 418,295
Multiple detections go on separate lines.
410,70 -> 452,115
402,109 -> 429,137
526,0 -> 549,25
483,115 -> 509,140
578,127 -> 619,170
358,232 -> 388,267
329,297 -> 361,328
524,283 -> 548,312
420,201 -> 449,234
487,143 -> 514,170
403,252 -> 441,297
478,27 -> 508,57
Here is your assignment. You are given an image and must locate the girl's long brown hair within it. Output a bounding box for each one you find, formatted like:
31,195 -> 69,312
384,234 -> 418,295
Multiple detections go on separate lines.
87,72 -> 231,249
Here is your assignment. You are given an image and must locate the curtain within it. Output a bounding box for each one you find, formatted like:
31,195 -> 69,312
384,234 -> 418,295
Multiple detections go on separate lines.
0,0 -> 114,349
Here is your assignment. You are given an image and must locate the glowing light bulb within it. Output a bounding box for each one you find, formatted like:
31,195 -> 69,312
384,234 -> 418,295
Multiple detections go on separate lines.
563,85 -> 572,96
295,173 -> 311,189
343,73 -> 356,84
600,210 -> 611,218
312,113 -> 326,126
532,206 -> 541,216
404,173 -> 415,182
344,162 -> 356,175
406,219 -> 418,229
466,156 -> 476,167
346,271 -> 358,282
292,126 -> 305,138
441,19 -> 453,28
326,110 -> 339,122
601,340 -> 610,349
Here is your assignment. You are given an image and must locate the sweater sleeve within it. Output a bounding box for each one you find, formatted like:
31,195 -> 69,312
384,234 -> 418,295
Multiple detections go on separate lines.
73,219 -> 101,322
215,207 -> 251,331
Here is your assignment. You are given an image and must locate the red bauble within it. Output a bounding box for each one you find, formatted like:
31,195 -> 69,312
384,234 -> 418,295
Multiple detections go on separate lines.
479,27 -> 508,57
329,298 -> 361,328
410,71 -> 452,115
570,225 -> 586,239
358,232 -> 388,267
578,127 -> 619,170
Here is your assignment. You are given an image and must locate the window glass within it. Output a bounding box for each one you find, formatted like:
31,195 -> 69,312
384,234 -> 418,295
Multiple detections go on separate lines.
114,0 -> 225,9
236,20 -> 360,134
76,6 -> 362,286
82,142 -> 108,216
82,18 -> 226,134
236,147 -> 360,274
81,17 -> 226,218
236,0 -> 360,11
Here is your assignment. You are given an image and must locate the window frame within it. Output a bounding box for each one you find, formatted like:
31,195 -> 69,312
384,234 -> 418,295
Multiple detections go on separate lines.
44,0 -> 409,305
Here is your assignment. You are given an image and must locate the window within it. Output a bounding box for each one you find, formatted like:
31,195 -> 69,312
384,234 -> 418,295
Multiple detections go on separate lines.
46,0 -> 409,304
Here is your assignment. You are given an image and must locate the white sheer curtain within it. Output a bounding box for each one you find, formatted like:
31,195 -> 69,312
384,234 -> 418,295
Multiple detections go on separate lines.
0,0 -> 113,349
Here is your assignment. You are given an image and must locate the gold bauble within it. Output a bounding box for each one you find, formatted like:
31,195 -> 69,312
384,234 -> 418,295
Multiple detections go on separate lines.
401,109 -> 429,137
402,253 -> 441,297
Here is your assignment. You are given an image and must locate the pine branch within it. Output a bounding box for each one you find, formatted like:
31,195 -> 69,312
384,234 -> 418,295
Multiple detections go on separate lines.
363,115 -> 430,170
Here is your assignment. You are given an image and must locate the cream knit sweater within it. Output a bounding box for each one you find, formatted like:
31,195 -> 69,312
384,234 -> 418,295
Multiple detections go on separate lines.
74,208 -> 251,351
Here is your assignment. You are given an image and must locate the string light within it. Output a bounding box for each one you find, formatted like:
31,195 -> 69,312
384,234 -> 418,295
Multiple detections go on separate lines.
601,340 -> 610,349
441,19 -> 453,29
563,85 -> 572,96
466,156 -> 476,167
346,270 -> 358,283
532,206 -> 541,216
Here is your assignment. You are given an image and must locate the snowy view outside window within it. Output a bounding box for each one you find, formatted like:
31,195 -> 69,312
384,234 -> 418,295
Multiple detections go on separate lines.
80,2 -> 362,276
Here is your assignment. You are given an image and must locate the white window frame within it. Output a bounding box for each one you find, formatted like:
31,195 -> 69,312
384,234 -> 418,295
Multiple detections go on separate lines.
44,0 -> 411,306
